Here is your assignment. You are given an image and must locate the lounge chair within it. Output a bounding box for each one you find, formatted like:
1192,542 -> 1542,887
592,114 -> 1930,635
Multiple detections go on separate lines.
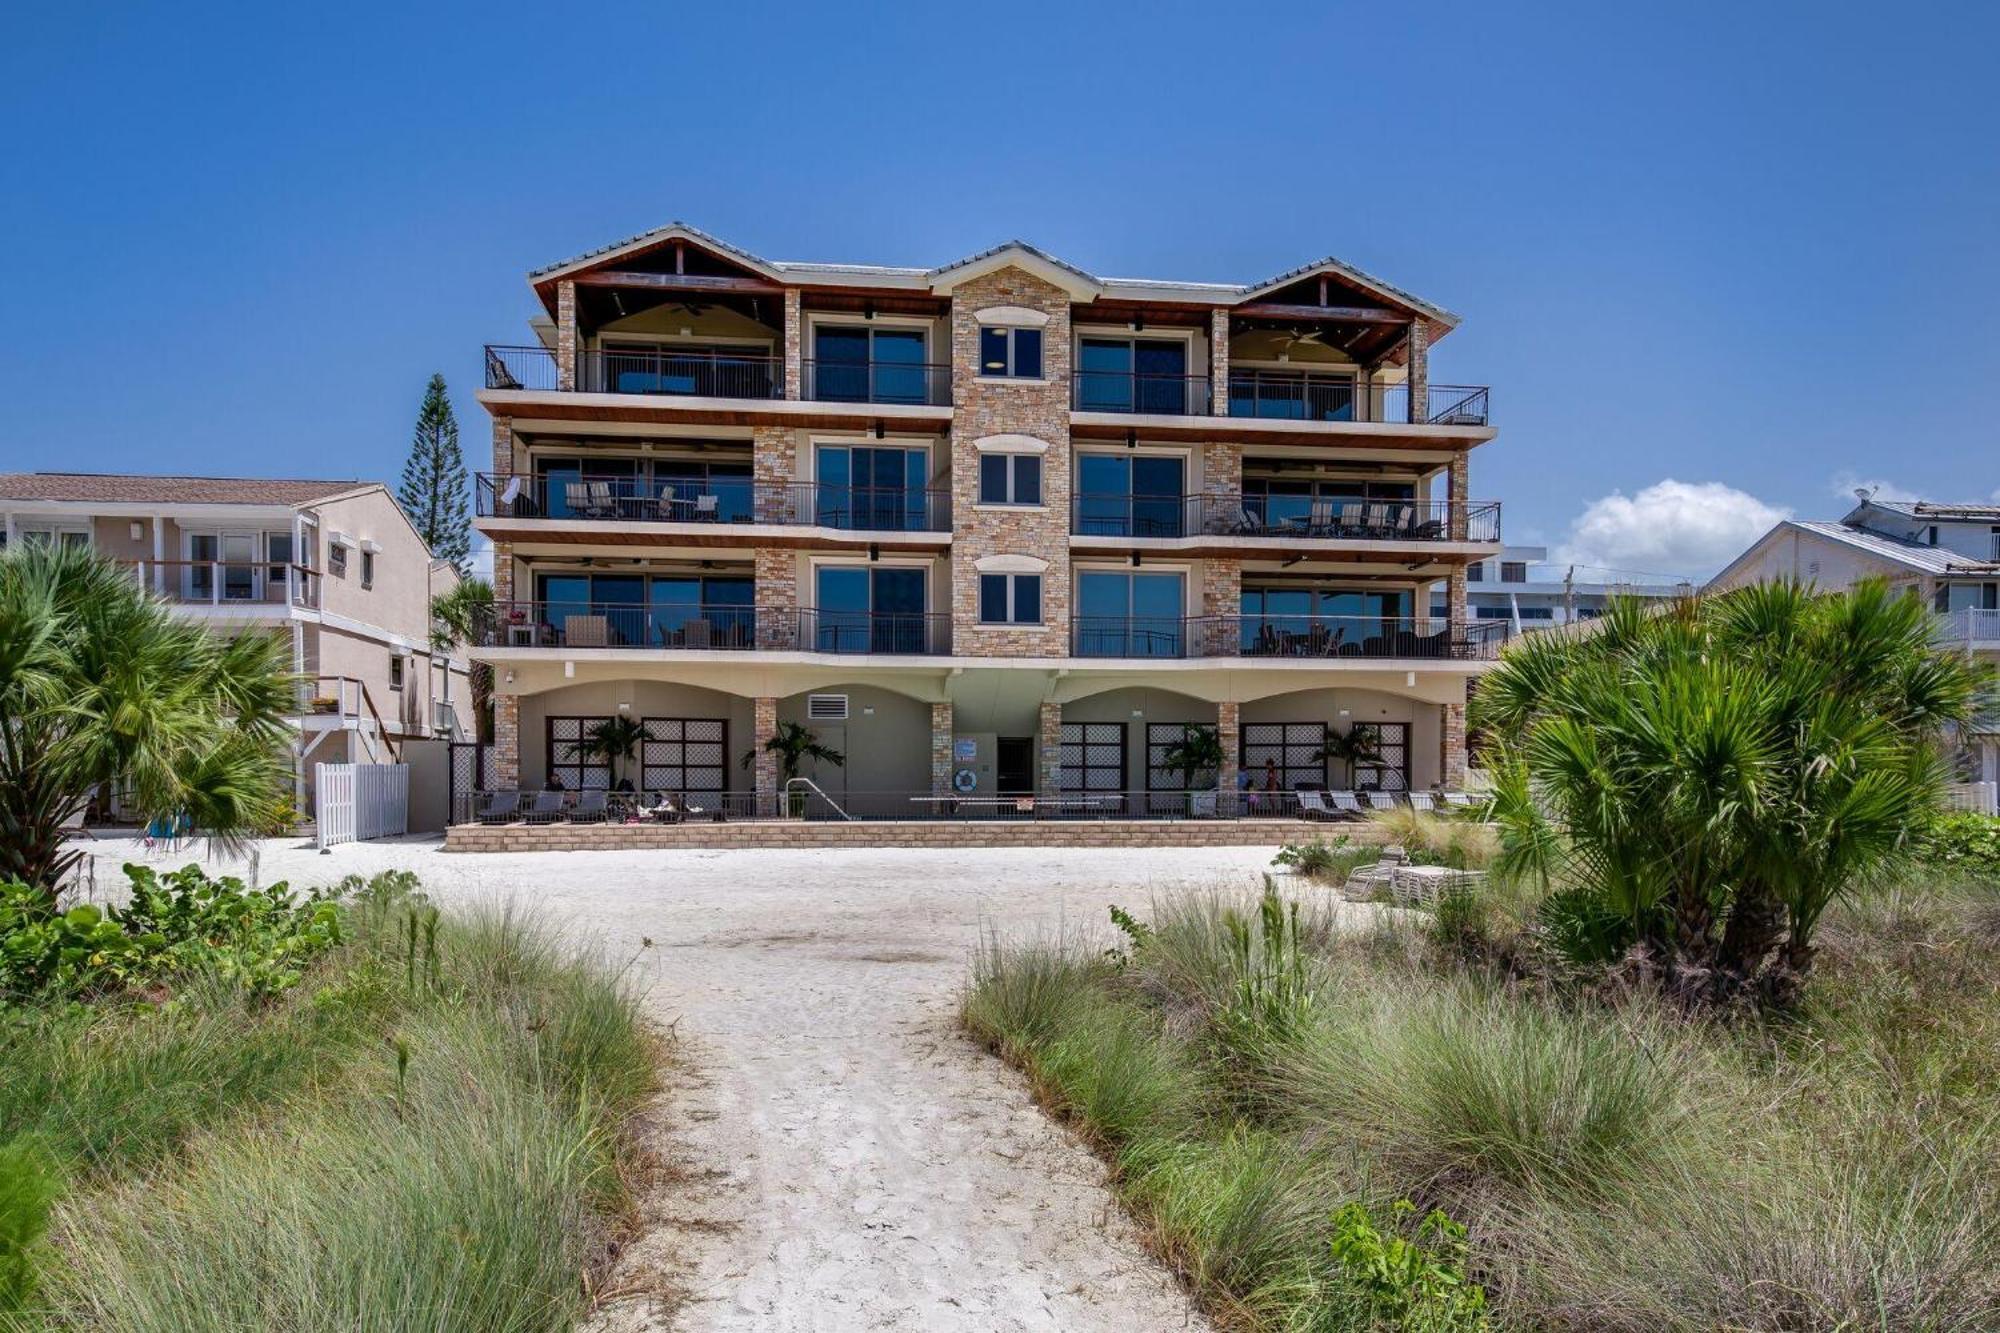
570,790 -> 609,823
1334,501 -> 1365,535
1296,789 -> 1337,821
1365,791 -> 1399,811
1229,505 -> 1264,536
1408,791 -> 1437,813
477,791 -> 520,824
1441,791 -> 1474,810
525,791 -> 567,824
1328,790 -> 1366,818
1305,498 -> 1338,536
693,494 -> 720,521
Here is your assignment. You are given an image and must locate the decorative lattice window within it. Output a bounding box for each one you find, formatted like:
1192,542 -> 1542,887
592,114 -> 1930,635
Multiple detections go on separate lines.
640,717 -> 728,794
1239,722 -> 1328,792
1056,722 -> 1125,792
546,715 -> 614,790
1147,722 -> 1217,792
1351,721 -> 1410,793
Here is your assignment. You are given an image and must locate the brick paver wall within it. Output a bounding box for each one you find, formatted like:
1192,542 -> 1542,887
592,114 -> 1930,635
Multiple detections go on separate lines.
446,817 -> 1363,853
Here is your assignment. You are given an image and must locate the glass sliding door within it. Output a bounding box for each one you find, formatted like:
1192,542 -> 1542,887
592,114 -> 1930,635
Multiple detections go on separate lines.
1075,454 -> 1187,537
1075,570 -> 1185,657
815,445 -> 928,531
813,566 -> 931,653
1076,337 -> 1189,414
812,325 -> 930,404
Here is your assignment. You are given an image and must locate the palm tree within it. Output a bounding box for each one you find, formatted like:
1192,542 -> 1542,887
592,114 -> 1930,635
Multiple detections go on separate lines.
430,577 -> 493,740
1312,727 -> 1382,789
0,544 -> 296,902
742,721 -> 844,815
568,716 -> 652,789
1158,726 -> 1224,795
1472,580 -> 1985,1004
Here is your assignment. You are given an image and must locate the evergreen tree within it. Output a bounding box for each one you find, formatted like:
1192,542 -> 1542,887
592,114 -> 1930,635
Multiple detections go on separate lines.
398,374 -> 470,573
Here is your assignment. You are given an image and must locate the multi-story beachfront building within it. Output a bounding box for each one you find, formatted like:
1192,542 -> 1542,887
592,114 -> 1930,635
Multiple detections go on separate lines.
469,224 -> 1503,816
0,472 -> 473,804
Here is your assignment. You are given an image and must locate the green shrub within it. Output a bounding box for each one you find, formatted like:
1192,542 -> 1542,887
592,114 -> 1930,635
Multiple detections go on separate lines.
1329,1199 -> 1489,1332
1531,884 -> 1638,969
963,932 -> 1099,1051
1915,811 -> 2000,876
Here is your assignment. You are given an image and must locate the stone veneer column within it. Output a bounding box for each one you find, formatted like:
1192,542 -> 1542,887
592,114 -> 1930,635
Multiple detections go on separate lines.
1201,557 -> 1241,655
948,269 -> 1074,657
1442,701 -> 1468,789
555,281 -> 578,391
930,701 -> 954,796
754,548 -> 798,649
1038,699 -> 1062,793
1209,308 -> 1230,415
753,697 -> 780,815
1217,700 -> 1240,813
492,693 -> 520,788
1201,440 -> 1241,538
753,426 -> 795,522
1405,317 -> 1429,424
782,289 -> 803,400
1448,450 -> 1470,541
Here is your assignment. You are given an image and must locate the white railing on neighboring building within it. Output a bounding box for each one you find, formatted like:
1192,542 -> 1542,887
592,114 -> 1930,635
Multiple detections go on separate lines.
1943,608 -> 2000,645
1944,782 -> 1998,816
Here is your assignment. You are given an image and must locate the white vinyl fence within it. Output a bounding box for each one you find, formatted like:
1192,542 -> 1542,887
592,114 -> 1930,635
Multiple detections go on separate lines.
316,762 -> 410,848
1944,782 -> 1998,816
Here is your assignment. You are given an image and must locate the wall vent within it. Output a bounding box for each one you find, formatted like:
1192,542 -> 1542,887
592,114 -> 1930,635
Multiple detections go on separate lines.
807,694 -> 849,721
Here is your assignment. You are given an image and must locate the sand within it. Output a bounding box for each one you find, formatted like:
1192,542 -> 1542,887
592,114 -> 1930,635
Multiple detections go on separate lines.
73,834 -> 1309,1332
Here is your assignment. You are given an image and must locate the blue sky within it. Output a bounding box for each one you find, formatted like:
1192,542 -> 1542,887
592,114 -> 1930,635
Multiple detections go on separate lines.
4,1 -> 1995,579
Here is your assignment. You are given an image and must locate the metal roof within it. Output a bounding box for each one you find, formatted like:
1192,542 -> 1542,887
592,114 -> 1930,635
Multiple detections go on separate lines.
1791,519 -> 2000,575
0,473 -> 371,507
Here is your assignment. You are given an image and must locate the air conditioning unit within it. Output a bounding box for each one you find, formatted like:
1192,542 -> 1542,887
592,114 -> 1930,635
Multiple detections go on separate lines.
807,693 -> 849,721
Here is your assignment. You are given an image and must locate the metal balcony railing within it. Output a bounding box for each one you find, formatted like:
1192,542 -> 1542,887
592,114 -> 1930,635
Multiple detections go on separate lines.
801,359 -> 952,406
481,345 -> 784,399
1069,615 -> 1507,661
476,474 -> 952,532
1071,369 -> 1212,416
470,603 -> 952,656
1226,373 -> 1492,427
1069,494 -> 1500,543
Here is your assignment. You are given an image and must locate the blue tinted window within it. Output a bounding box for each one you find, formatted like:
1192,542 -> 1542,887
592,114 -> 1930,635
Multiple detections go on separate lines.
980,574 -> 1007,623
1013,329 -> 1042,377
979,454 -> 1009,503
980,328 -> 1009,375
1015,574 -> 1041,624
1013,455 -> 1041,505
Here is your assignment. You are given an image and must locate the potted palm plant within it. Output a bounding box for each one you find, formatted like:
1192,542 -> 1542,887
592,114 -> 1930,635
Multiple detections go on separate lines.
1157,726 -> 1224,815
742,721 -> 845,817
1313,727 -> 1383,790
568,716 -> 652,793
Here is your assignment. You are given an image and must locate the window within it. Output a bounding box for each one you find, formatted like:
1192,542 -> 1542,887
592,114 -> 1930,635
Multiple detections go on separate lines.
1057,722 -> 1125,792
546,715 -> 614,790
978,326 -> 1043,379
1466,562 -> 1484,582
814,444 -> 929,530
813,565 -> 930,652
978,453 -> 1041,506
388,655 -> 405,691
1147,723 -> 1217,793
1499,561 -> 1527,583
1240,722 -> 1328,792
535,571 -> 754,648
640,717 -> 727,794
360,550 -> 375,589
812,325 -> 930,403
1075,570 -> 1185,656
979,573 -> 1042,625
1350,722 -> 1410,793
328,544 -> 347,577
266,531 -> 293,584
1076,337 -> 1189,413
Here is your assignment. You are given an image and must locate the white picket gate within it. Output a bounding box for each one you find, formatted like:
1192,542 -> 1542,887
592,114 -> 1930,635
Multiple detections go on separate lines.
1944,782 -> 1999,816
316,762 -> 410,849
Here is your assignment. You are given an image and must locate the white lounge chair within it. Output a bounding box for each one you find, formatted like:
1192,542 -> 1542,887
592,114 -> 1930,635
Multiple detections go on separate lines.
1365,791 -> 1399,811
1442,791 -> 1475,809
1408,791 -> 1437,813
1328,790 -> 1365,818
1296,789 -> 1336,820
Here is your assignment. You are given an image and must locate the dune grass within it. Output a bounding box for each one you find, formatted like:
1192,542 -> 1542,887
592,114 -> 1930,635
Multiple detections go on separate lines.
0,874 -> 656,1333
964,874 -> 2000,1331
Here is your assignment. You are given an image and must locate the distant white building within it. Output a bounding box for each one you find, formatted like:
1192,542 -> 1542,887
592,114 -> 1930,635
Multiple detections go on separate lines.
1709,493 -> 2000,787
1429,545 -> 1689,630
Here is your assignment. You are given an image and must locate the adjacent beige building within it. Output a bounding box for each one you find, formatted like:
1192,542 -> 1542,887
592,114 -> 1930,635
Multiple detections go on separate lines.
472,224 -> 1505,816
0,472 -> 474,802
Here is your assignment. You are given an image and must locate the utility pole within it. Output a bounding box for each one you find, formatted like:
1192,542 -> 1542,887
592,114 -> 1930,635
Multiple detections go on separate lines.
1564,565 -> 1576,624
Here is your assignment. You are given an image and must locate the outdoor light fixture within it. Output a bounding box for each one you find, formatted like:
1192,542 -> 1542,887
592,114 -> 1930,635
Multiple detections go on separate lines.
129,521 -> 144,541
565,661 -> 575,679
504,670 -> 515,685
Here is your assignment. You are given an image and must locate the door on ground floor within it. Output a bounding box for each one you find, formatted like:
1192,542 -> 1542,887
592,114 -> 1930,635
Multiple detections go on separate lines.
1240,722 -> 1329,792
1350,722 -> 1411,792
1056,722 -> 1126,794
996,736 -> 1035,793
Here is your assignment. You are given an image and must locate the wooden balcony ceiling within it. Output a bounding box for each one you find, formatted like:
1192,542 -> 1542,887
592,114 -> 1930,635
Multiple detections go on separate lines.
573,282 -> 780,332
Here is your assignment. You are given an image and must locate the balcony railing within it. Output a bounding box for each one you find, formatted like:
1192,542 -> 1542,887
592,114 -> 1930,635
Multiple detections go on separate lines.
482,345 -> 784,400
475,474 -> 952,532
125,560 -> 319,609
470,603 -> 952,656
1070,495 -> 1500,543
1226,373 -> 1492,427
1070,615 -> 1507,661
1941,607 -> 2000,645
801,359 -> 952,407
1072,369 -> 1212,416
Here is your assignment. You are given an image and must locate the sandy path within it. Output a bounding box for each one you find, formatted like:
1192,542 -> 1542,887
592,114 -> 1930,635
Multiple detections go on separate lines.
76,836 -> 1284,1332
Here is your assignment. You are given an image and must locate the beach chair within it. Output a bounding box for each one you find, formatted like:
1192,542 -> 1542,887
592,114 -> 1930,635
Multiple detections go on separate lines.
1442,791 -> 1475,810
693,494 -> 720,522
1305,497 -> 1338,536
1328,790 -> 1366,818
1334,500 -> 1366,536
525,791 -> 567,824
1228,505 -> 1264,536
1408,791 -> 1437,813
1365,791 -> 1399,811
1294,790 -> 1335,820
569,790 -> 609,823
477,791 -> 521,824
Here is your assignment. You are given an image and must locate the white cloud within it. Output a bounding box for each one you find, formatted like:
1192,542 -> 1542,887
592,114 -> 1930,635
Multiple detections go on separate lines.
468,533 -> 495,584
1829,471 -> 1920,504
1554,479 -> 1789,580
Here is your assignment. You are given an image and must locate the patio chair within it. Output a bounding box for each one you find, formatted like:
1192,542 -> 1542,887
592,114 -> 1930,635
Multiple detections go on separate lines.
1306,498 -> 1338,536
1408,791 -> 1437,813
586,481 -> 617,520
1365,791 -> 1400,811
1334,501 -> 1366,535
569,790 -> 609,823
525,791 -> 567,824
1329,791 -> 1366,818
1360,502 -> 1391,538
693,494 -> 720,522
476,791 -> 520,824
1296,789 -> 1337,821
680,618 -> 712,649
1189,789 -> 1220,818
1229,505 -> 1264,536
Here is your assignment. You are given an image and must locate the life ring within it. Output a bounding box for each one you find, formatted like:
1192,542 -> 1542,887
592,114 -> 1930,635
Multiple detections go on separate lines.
952,768 -> 979,793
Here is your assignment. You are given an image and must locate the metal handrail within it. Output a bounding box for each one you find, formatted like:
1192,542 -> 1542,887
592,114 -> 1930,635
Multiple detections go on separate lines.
1225,372 -> 1491,426
801,359 -> 953,407
1069,614 -> 1508,661
1072,368 -> 1212,416
784,777 -> 851,820
469,603 -> 953,656
1069,494 -> 1500,543
579,347 -> 782,398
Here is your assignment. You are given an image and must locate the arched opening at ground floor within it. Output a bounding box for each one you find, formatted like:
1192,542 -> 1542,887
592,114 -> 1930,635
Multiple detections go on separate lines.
517,680 -> 753,796
1240,686 -> 1443,792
